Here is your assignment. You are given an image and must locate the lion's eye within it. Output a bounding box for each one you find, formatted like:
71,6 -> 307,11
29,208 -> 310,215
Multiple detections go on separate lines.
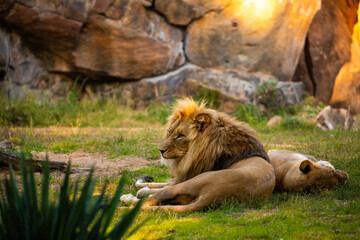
177,133 -> 184,139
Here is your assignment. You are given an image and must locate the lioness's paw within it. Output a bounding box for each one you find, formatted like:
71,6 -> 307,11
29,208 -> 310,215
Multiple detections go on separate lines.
120,194 -> 138,206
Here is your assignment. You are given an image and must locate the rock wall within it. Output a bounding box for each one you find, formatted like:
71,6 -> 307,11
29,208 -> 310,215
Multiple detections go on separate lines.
293,0 -> 359,104
330,4 -> 360,114
184,0 -> 320,81
0,0 -> 357,111
0,0 -> 184,80
86,64 -> 303,112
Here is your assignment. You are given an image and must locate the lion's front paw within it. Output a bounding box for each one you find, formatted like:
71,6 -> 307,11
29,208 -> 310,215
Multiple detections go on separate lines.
136,186 -> 150,198
120,193 -> 139,206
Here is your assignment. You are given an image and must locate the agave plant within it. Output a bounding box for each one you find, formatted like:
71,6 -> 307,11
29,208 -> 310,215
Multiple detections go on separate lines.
0,154 -> 144,240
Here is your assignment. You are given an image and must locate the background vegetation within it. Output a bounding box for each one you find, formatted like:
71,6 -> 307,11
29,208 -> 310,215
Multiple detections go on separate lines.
0,158 -> 143,240
0,90 -> 359,239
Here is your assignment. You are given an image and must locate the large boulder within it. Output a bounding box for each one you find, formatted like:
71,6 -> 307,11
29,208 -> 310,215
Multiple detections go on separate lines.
293,0 -> 359,103
330,5 -> 360,114
85,64 -> 303,112
154,0 -> 229,26
5,0 -> 358,110
0,28 -> 75,99
72,10 -> 184,79
0,0 -> 185,80
4,3 -> 82,56
316,106 -> 358,130
0,30 -> 49,97
185,0 -> 321,81
330,63 -> 360,114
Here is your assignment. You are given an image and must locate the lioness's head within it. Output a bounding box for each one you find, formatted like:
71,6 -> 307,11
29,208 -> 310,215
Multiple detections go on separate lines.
158,98 -> 211,162
269,150 -> 349,192
298,160 -> 348,192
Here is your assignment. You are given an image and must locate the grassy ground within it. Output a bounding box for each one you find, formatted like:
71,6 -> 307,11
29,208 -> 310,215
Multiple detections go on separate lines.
1,94 -> 359,239
124,127 -> 360,240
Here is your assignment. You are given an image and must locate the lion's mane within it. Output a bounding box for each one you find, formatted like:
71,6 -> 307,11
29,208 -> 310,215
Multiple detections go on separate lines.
163,98 -> 269,184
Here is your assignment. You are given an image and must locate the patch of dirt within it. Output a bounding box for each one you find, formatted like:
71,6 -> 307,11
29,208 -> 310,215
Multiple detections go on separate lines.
35,151 -> 161,177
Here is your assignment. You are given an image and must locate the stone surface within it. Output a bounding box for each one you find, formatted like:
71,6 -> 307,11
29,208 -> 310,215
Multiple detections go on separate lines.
18,0 -> 34,7
0,27 -> 75,100
316,106 -> 358,130
267,116 -> 282,127
277,82 -> 304,105
73,10 -> 184,79
0,29 -> 48,95
0,52 -> 5,78
105,0 -> 129,19
0,0 -> 185,81
330,4 -> 360,114
293,0 -> 358,103
85,64 -> 303,111
0,0 -> 14,12
93,0 -> 113,13
62,0 -> 89,23
154,0 -> 229,26
5,3 -> 82,55
105,0 -> 153,19
0,0 -> 357,109
330,62 -> 360,114
185,0 -> 321,81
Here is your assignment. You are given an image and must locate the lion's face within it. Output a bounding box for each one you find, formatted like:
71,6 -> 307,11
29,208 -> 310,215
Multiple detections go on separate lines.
158,121 -> 192,160
299,160 -> 348,191
158,107 -> 211,162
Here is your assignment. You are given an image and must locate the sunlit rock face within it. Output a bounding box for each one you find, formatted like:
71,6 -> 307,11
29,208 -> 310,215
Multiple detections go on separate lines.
155,0 -> 230,26
185,0 -> 321,81
5,0 -> 358,108
72,11 -> 185,79
330,5 -> 360,114
0,0 -> 184,81
86,64 -> 303,112
293,0 -> 359,104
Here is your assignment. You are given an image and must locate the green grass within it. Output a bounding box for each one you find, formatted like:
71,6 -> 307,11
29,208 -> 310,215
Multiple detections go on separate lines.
120,125 -> 359,240
0,93 -> 359,239
0,156 -> 144,240
0,127 -> 163,160
0,92 -> 170,127
124,192 -> 360,239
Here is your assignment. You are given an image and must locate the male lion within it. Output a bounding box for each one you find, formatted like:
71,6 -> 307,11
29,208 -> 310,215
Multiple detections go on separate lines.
121,98 -> 275,212
268,150 -> 348,192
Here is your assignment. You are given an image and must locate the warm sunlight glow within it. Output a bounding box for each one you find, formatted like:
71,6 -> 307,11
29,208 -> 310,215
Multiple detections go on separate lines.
224,0 -> 279,34
351,4 -> 360,62
241,0 -> 277,20
228,0 -> 278,21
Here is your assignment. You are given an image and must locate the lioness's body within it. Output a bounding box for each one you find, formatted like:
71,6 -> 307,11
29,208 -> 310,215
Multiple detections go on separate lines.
121,98 -> 275,212
143,157 -> 275,212
268,150 -> 348,192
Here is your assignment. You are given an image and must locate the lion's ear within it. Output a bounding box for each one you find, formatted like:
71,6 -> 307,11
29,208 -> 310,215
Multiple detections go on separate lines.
194,114 -> 211,133
299,160 -> 313,174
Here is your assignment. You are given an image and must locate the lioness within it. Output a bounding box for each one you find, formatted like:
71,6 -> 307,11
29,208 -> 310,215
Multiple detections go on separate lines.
121,98 -> 275,212
268,150 -> 348,192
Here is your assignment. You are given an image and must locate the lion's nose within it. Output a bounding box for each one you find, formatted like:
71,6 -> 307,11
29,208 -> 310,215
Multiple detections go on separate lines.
159,149 -> 167,155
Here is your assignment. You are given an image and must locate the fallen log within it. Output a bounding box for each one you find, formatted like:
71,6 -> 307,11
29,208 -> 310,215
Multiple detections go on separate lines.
0,148 -> 89,173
